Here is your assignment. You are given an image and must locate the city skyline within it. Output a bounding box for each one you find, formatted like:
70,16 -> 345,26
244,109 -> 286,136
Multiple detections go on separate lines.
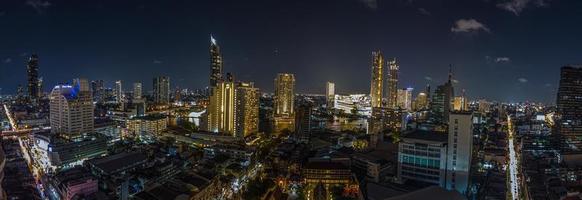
2,0 -> 582,103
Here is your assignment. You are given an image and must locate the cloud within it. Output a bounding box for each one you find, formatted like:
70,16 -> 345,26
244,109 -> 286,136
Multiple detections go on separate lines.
153,60 -> 163,64
451,19 -> 490,33
358,0 -> 378,10
418,8 -> 431,15
518,78 -> 528,83
452,79 -> 460,84
496,0 -> 550,16
495,57 -> 510,63
544,83 -> 552,87
3,58 -> 11,63
26,0 -> 51,14
424,76 -> 432,81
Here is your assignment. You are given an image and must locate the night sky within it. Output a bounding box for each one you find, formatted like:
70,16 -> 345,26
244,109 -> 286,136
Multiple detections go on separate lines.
1,0 -> 582,104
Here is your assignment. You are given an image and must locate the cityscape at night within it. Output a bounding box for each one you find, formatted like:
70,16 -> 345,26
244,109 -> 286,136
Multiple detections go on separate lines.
1,0 -> 582,200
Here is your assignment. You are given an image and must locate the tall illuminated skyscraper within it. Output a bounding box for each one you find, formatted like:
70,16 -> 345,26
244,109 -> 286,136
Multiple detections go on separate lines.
326,82 -> 335,108
370,51 -> 384,108
556,66 -> 582,152
397,87 -> 413,111
234,82 -> 259,137
208,79 -> 236,134
274,73 -> 296,117
49,78 -> 94,139
133,82 -> 142,100
27,54 -> 40,101
209,35 -> 223,88
273,73 -> 296,133
387,58 -> 399,108
153,76 -> 170,104
114,80 -> 123,104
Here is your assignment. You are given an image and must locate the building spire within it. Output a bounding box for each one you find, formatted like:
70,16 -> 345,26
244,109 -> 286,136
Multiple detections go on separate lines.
448,64 -> 453,84
210,34 -> 217,45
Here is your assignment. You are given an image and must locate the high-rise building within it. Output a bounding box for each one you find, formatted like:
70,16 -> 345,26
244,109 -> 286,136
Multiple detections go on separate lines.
326,82 -> 335,108
50,78 -> 94,139
153,76 -> 170,104
370,51 -> 384,108
294,104 -> 313,143
208,79 -> 236,134
387,58 -> 399,108
91,80 -> 104,102
273,73 -> 296,133
478,99 -> 490,113
234,82 -> 259,137
431,68 -> 454,123
453,97 -> 468,111
397,87 -> 413,111
209,35 -> 223,88
274,73 -> 295,117
556,66 -> 582,152
133,82 -> 142,100
114,80 -> 123,104
446,112 -> 473,194
414,92 -> 429,111
27,54 -> 40,101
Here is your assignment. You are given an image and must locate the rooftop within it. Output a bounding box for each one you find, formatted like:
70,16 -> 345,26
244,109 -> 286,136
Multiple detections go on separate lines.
87,152 -> 147,175
402,130 -> 448,143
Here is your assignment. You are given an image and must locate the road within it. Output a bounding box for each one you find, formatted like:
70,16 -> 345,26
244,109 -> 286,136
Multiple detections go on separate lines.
507,115 -> 520,200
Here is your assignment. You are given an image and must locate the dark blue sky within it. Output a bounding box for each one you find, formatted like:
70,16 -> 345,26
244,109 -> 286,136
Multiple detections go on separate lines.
1,0 -> 581,103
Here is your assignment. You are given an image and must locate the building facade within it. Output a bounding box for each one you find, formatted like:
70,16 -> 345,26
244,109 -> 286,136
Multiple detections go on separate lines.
387,58 -> 399,108
556,66 -> 582,152
326,82 -> 335,108
446,112 -> 473,194
27,54 -> 41,101
209,35 -> 223,88
370,51 -> 384,108
49,79 -> 94,139
153,76 -> 170,104
397,130 -> 448,186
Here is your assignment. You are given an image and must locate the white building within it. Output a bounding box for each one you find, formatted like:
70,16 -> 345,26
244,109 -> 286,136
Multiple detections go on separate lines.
446,112 -> 473,194
49,79 -> 94,138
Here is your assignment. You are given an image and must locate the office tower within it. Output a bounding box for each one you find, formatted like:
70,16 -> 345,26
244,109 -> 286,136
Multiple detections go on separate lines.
453,89 -> 468,111
326,82 -> 335,108
27,54 -> 40,101
274,73 -> 295,117
91,80 -> 104,102
38,77 -> 43,97
397,87 -> 413,111
208,78 -> 236,134
49,78 -> 94,139
414,92 -> 428,111
556,66 -> 582,152
133,82 -> 142,100
273,73 -> 296,133
153,76 -> 170,104
209,35 -> 223,88
370,51 -> 384,108
234,82 -> 259,137
387,58 -> 399,108
114,80 -> 123,104
398,130 -> 448,186
431,68 -> 455,123
295,104 -> 313,143
446,112 -> 473,194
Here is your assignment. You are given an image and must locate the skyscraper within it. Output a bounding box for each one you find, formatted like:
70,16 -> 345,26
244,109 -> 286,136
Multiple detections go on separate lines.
49,78 -> 94,139
556,66 -> 582,152
114,80 -> 123,104
294,104 -> 313,143
274,73 -> 295,117
209,35 -> 223,88
446,112 -> 473,194
91,80 -> 104,102
208,79 -> 236,134
370,51 -> 384,108
273,73 -> 296,133
397,87 -> 413,111
153,76 -> 170,104
326,82 -> 335,108
27,54 -> 40,101
387,58 -> 399,109
133,82 -> 142,100
431,68 -> 454,123
235,82 -> 259,137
